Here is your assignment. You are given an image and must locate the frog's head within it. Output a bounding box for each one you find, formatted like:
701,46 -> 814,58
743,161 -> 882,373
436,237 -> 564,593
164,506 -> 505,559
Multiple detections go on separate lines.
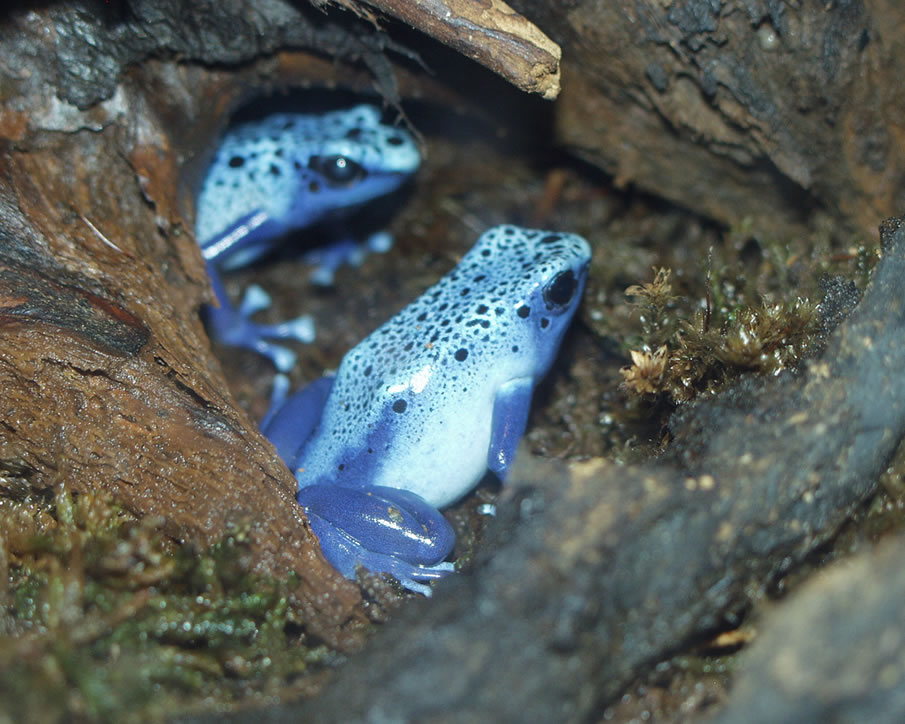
286,104 -> 420,222
342,225 -> 590,405
465,225 -> 592,377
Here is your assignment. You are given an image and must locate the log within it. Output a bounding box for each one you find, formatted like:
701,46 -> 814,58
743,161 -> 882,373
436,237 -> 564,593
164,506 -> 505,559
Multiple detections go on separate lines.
0,0 -> 398,650
507,0 -> 905,240
710,534 -> 905,724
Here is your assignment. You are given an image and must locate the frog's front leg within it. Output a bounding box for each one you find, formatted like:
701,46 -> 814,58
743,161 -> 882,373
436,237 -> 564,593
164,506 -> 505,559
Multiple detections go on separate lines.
488,377 -> 535,480
297,484 -> 456,595
201,211 -> 315,373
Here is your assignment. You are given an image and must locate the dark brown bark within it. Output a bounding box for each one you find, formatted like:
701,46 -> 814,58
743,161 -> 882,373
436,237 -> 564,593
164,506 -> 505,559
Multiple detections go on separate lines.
363,0 -> 562,99
0,3 -> 390,650
504,0 -> 905,241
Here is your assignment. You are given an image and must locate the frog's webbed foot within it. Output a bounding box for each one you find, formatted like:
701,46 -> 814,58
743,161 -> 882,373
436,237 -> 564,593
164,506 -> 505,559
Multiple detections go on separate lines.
297,484 -> 456,596
309,522 -> 455,596
204,266 -> 314,374
304,231 -> 393,286
199,212 -> 315,372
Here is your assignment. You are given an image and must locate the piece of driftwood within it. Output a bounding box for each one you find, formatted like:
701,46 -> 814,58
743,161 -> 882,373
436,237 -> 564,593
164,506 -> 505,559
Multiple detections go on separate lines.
359,0 -> 562,99
508,0 -> 905,240
0,169 -> 368,649
194,215 -> 903,721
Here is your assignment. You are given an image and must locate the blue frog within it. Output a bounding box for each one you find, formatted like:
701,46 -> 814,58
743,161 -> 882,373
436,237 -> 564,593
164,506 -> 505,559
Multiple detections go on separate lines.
194,104 -> 421,372
262,225 -> 592,594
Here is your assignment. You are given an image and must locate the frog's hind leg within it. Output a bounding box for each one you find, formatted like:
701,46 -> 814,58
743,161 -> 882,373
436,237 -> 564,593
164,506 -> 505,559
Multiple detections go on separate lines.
261,375 -> 334,466
297,484 -> 456,595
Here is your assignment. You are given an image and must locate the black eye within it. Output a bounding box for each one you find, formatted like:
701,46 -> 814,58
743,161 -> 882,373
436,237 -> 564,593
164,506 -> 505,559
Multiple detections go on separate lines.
308,155 -> 366,186
543,270 -> 577,308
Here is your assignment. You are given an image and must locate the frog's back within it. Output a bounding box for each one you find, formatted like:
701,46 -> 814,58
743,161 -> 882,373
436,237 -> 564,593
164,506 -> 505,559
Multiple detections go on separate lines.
295,225 -> 591,507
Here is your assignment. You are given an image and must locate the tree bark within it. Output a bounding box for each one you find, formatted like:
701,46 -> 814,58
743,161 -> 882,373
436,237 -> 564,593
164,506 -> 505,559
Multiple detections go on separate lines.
507,0 -> 905,241
0,0 -> 400,650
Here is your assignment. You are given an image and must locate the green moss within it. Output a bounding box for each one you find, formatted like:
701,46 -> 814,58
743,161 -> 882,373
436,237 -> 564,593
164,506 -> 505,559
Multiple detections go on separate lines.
0,485 -> 330,723
621,250 -> 822,405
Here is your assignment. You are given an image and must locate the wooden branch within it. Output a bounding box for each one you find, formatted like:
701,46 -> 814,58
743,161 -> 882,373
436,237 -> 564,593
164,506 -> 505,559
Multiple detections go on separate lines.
361,0 -> 562,99
0,3 -> 387,649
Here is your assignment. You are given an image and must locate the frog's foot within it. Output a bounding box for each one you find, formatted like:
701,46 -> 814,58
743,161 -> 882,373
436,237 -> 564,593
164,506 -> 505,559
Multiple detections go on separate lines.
205,283 -> 315,373
297,483 -> 456,596
304,231 -> 394,286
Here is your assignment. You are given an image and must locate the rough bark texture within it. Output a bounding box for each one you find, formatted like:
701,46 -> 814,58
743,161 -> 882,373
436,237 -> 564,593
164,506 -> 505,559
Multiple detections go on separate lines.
0,0 -> 405,650
1,0 -> 408,112
365,0 -> 562,99
508,0 -> 905,241
186,216 -> 905,721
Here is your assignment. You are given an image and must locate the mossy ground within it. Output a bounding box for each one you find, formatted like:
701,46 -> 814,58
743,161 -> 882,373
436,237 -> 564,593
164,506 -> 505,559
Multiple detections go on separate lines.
0,485 -> 333,722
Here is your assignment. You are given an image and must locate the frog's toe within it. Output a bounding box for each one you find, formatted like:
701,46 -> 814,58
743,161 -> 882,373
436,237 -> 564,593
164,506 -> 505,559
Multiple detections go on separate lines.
308,265 -> 336,287
252,341 -> 297,374
365,230 -> 393,254
263,314 -> 316,344
386,560 -> 456,597
238,284 -> 272,316
305,232 -> 393,286
357,556 -> 455,597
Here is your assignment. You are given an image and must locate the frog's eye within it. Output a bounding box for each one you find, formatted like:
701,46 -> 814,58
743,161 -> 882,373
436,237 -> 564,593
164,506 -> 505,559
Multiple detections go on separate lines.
308,155 -> 366,186
543,270 -> 577,308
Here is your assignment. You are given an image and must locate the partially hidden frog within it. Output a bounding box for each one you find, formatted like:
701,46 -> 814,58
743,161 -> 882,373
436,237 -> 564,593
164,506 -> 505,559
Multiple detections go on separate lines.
263,225 -> 592,594
194,104 -> 421,372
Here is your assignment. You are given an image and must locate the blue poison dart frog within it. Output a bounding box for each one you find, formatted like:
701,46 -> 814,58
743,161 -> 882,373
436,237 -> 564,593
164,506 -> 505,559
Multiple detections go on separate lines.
262,225 -> 592,594
194,104 -> 421,373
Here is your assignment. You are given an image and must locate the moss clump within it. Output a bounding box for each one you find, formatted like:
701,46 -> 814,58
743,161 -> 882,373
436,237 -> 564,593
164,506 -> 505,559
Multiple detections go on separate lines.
621,266 -> 820,405
0,485 -> 330,723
